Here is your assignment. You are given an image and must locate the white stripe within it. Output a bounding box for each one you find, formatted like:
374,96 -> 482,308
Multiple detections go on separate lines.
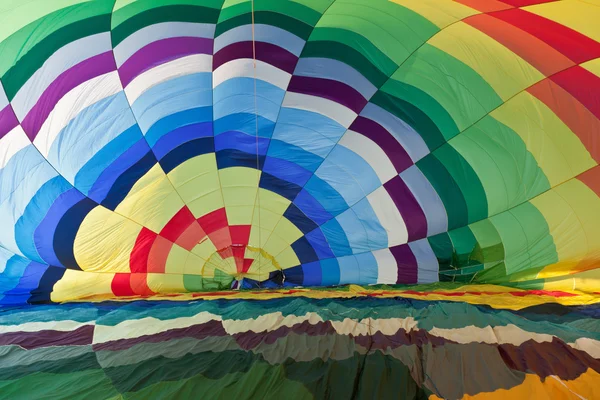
339,130 -> 397,183
214,24 -> 305,56
366,186 -> 408,246
361,103 -> 430,163
409,239 -> 439,284
0,126 -> 30,169
33,72 -> 122,158
212,59 -> 291,90
372,248 -> 398,284
283,92 -> 357,128
125,54 -> 212,102
0,81 -> 8,109
113,22 -> 215,67
12,33 -> 112,120
0,320 -> 94,334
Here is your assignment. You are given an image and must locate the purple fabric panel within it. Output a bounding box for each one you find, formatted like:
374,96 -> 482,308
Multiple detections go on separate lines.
384,175 -> 427,241
119,36 -> 213,87
350,116 -> 412,173
389,244 -> 417,284
213,41 -> 297,74
0,325 -> 94,350
0,106 -> 19,139
21,52 -> 116,140
287,76 -> 367,114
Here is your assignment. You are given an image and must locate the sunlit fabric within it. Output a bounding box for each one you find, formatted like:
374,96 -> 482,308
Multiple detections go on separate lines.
0,0 -> 599,398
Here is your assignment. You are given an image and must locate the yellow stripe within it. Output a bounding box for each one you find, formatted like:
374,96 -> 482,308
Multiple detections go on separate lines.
390,0 -> 478,29
525,0 -> 600,42
428,22 -> 543,100
74,206 -> 140,273
51,270 -> 114,302
115,164 -> 183,232
491,92 -> 596,186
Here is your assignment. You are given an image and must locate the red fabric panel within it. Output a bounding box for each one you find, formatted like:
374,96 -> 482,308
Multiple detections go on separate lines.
130,228 -> 157,273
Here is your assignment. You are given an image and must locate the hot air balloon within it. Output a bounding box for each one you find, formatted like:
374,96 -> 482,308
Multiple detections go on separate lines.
0,0 -> 599,398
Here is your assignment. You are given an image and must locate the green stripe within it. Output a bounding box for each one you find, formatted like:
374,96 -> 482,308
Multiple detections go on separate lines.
372,86 -> 449,150
2,15 -> 111,101
215,11 -> 313,40
435,144 -> 488,223
111,0 -> 224,28
391,44 -> 502,137
417,154 -> 468,230
0,1 -> 113,78
302,40 -> 389,87
111,5 -> 221,47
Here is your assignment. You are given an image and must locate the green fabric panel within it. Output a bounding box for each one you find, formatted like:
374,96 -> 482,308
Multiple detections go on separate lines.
302,40 -> 388,87
111,5 -> 221,46
474,261 -> 508,283
308,27 -> 397,78
2,15 -> 111,101
0,370 -> 120,400
369,90 -> 446,149
468,219 -> 504,265
428,233 -> 453,280
217,0 -> 325,29
489,203 -> 558,277
0,351 -> 101,381
315,0 -> 438,66
451,116 -> 551,216
448,226 -> 477,267
0,1 -> 113,79
377,79 -> 457,148
391,44 -> 503,136
214,11 -> 314,39
183,270 -> 233,291
435,144 -> 488,223
291,0 -> 335,14
111,0 -> 224,28
417,154 -> 468,230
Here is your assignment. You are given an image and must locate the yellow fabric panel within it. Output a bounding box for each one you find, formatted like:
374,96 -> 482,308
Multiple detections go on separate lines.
581,58 -> 600,77
390,0 -> 478,29
251,207 -> 283,233
164,244 -> 190,275
168,154 -> 217,189
223,186 -> 258,207
271,218 -> 304,246
491,92 -> 596,186
274,246 -> 301,270
249,226 -> 272,250
146,273 -> 185,294
50,269 -> 114,303
219,166 -> 260,188
262,233 -> 289,259
192,239 -> 217,260
542,268 -> 600,292
525,0 -> 600,42
74,206 -> 140,273
182,252 -> 206,275
533,179 -> 600,279
431,368 -> 600,400
225,205 -> 254,225
428,22 -> 544,100
188,190 -> 225,218
112,0 -> 136,12
114,164 -> 183,232
256,188 -> 290,215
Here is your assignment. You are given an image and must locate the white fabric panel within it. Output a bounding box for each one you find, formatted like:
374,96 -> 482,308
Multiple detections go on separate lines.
33,72 -> 122,158
214,24 -> 305,56
361,102 -> 430,163
113,22 -> 215,66
0,126 -> 30,169
339,130 -> 397,183
212,59 -> 291,90
366,186 -> 408,246
373,248 -> 398,284
401,165 -> 448,236
0,82 -> 8,109
282,92 -> 357,128
125,54 -> 212,102
409,239 -> 439,284
12,33 -> 112,119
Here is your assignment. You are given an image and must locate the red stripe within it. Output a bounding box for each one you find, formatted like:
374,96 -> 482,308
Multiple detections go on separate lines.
490,8 -> 600,64
499,0 -> 557,6
229,225 -> 251,246
160,207 -> 196,243
551,66 -> 600,120
242,258 -> 254,273
198,208 -> 228,235
111,273 -> 135,297
130,228 -> 157,273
